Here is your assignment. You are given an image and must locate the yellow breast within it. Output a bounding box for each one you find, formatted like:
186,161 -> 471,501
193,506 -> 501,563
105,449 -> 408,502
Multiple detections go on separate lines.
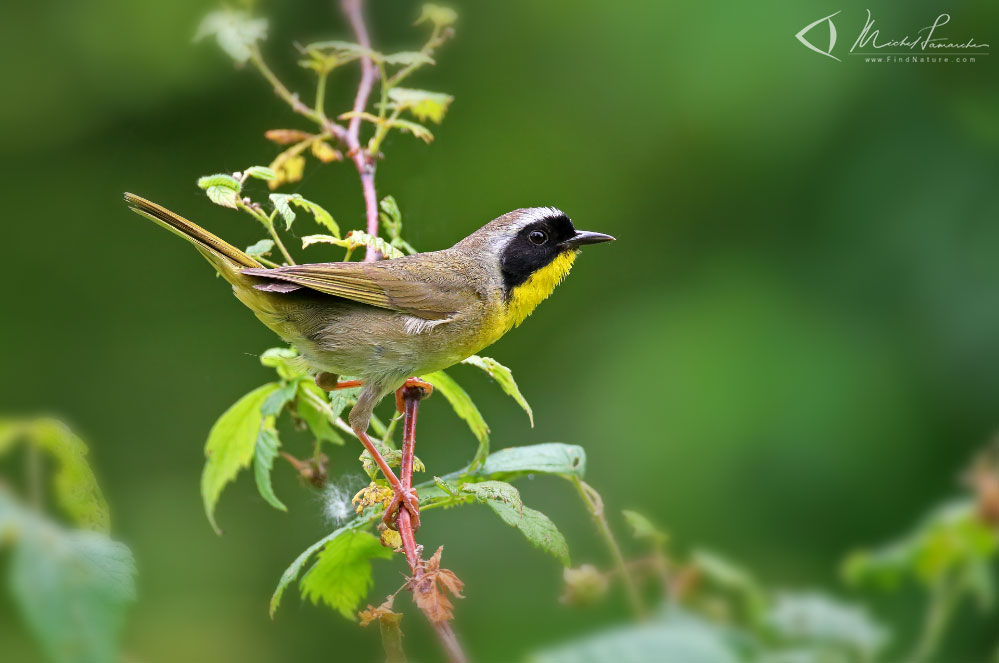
504,250 -> 578,329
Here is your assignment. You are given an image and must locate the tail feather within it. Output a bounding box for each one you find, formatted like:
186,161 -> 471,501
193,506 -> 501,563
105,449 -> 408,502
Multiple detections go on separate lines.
124,193 -> 262,270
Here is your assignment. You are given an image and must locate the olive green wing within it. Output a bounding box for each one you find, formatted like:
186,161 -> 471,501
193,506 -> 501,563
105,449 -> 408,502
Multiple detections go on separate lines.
242,257 -> 472,320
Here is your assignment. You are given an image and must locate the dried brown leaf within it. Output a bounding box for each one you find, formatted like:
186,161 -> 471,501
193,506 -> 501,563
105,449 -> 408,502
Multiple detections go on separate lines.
265,129 -> 314,145
409,546 -> 464,623
311,140 -> 343,163
359,596 -> 401,627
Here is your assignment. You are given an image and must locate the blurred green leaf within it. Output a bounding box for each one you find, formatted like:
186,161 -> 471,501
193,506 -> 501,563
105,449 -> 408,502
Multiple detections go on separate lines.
243,165 -> 276,181
461,355 -> 533,426
386,118 -> 435,142
245,238 -> 275,257
10,519 -> 136,663
530,608 -> 741,663
424,370 -> 489,465
201,382 -> 281,534
416,4 -> 458,29
260,347 -> 306,381
299,530 -> 394,620
195,10 -> 268,64
692,549 -> 769,625
466,482 -> 568,566
383,51 -> 434,66
296,381 -> 344,446
622,509 -> 667,546
470,442 -> 586,479
31,420 -> 110,533
388,88 -> 453,124
767,592 -> 888,659
253,425 -> 286,512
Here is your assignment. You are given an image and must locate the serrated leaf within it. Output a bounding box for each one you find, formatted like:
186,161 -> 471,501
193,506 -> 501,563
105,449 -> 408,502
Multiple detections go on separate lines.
461,355 -> 533,426
245,239 -> 275,257
206,185 -> 239,209
416,4 -> 458,29
31,420 -> 110,533
244,165 -> 276,181
482,499 -> 569,566
622,509 -> 667,546
462,480 -> 523,513
472,443 -> 586,479
424,370 -> 489,465
201,382 -> 281,534
299,530 -> 394,620
302,232 -> 404,259
253,425 -> 286,512
270,193 -> 338,236
388,88 -> 453,124
383,51 -> 435,66
271,526 -> 344,617
195,10 -> 268,64
261,381 -> 297,417
296,381 -> 343,445
197,173 -> 241,191
10,519 -> 136,663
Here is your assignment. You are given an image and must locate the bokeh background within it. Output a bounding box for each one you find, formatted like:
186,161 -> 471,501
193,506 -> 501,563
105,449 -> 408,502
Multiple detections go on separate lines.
1,0 -> 997,660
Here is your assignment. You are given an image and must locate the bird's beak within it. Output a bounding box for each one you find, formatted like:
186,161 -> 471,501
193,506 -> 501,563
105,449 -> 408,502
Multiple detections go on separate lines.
563,230 -> 616,248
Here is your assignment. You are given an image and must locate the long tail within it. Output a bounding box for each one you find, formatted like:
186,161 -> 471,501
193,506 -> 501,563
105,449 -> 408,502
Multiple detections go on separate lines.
123,193 -> 262,277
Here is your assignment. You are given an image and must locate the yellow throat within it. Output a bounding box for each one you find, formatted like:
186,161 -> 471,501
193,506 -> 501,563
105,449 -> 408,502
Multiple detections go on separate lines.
505,250 -> 578,328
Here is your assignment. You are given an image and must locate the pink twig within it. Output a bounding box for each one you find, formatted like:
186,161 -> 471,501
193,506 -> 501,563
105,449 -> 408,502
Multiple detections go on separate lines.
341,0 -> 382,261
398,387 -> 467,663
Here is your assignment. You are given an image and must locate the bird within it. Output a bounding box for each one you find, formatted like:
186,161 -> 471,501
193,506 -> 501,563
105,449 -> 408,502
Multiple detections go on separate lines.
124,192 -> 614,527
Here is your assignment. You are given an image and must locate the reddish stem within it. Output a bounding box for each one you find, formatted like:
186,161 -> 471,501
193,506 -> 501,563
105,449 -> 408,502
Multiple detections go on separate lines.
341,0 -> 382,261
398,387 -> 467,663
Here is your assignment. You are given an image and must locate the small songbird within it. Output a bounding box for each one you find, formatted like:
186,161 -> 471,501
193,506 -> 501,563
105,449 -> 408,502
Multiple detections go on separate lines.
124,193 -> 613,526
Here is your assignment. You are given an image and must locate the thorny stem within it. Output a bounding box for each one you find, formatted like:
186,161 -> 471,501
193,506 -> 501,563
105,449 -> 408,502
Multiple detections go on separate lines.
571,476 -> 647,619
398,387 -> 467,663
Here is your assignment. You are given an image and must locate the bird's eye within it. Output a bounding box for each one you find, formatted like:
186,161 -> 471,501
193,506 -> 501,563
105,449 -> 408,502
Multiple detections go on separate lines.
528,230 -> 547,245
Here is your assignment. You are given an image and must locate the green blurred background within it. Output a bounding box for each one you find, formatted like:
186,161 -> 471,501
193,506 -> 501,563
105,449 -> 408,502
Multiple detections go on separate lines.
1,0 -> 997,660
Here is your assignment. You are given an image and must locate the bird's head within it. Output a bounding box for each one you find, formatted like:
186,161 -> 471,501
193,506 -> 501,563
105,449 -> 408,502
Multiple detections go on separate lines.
459,207 -> 614,326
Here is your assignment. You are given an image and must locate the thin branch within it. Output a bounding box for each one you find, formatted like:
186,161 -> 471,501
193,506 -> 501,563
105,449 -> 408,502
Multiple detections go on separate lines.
398,388 -> 467,663
341,0 -> 382,261
571,476 -> 647,619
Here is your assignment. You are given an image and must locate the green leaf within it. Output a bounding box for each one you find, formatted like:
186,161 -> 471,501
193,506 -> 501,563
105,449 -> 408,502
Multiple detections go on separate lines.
301,232 -> 405,259
471,442 -> 586,479
260,347 -> 306,381
201,382 -> 281,534
529,608 -> 741,663
416,4 -> 458,29
206,185 -> 239,209
388,88 -> 453,124
424,370 -> 489,466
691,549 -> 769,623
304,40 -> 377,62
197,173 -> 241,191
261,381 -> 297,417
244,165 -> 276,181
253,425 -> 286,512
271,526 -> 345,617
270,193 -> 338,235
387,118 -> 435,142
10,519 -> 136,663
461,355 -> 534,426
383,51 -> 435,66
469,482 -> 569,565
32,420 -> 110,533
328,379 -> 360,422
622,509 -> 667,546
296,381 -> 344,445
195,10 -> 268,64
299,530 -> 394,620
768,592 -> 888,658
245,239 -> 275,257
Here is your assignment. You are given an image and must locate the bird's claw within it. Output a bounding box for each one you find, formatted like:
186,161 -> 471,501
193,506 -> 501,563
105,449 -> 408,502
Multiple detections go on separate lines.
383,486 -> 421,531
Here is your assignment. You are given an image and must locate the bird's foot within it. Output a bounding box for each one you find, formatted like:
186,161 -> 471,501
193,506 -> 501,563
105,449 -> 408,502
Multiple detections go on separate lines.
315,372 -> 364,391
395,377 -> 434,412
383,485 -> 421,531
